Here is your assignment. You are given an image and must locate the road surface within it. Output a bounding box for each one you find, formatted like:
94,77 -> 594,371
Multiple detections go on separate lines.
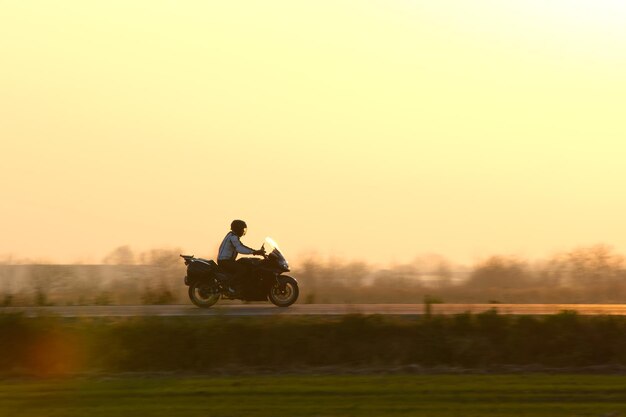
2,303 -> 626,317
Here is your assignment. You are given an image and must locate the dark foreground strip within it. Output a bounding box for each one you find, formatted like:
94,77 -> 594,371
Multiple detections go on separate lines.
1,312 -> 626,375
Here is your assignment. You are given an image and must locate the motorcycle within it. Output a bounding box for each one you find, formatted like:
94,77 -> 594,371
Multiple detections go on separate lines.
180,237 -> 299,308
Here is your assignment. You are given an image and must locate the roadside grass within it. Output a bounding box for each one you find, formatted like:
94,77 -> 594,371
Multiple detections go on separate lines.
1,375 -> 626,417
3,312 -> 626,374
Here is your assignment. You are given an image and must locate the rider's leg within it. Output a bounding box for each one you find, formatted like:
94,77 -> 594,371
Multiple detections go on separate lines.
232,263 -> 251,294
217,260 -> 239,293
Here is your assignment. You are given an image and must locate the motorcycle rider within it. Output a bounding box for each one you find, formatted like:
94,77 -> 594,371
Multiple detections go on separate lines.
217,220 -> 265,294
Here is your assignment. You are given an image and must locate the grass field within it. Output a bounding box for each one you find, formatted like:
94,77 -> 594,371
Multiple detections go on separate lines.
1,375 -> 626,417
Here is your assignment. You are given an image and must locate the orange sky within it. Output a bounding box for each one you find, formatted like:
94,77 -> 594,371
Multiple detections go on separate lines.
1,1 -> 626,265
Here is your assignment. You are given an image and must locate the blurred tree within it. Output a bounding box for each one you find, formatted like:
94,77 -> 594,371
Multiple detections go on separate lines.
139,248 -> 181,268
434,261 -> 453,288
102,246 -> 136,265
567,245 -> 624,286
467,256 -> 531,290
28,265 -> 75,306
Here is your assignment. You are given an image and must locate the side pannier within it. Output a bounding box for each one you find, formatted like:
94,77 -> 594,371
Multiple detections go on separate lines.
185,259 -> 218,285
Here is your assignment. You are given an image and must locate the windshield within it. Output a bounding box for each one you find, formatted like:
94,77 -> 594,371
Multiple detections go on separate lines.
264,237 -> 282,255
265,237 -> 289,270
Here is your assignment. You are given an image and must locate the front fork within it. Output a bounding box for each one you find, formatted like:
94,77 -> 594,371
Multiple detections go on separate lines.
274,275 -> 288,292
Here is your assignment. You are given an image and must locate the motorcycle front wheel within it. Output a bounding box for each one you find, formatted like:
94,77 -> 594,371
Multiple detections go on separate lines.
268,280 -> 299,307
188,280 -> 220,308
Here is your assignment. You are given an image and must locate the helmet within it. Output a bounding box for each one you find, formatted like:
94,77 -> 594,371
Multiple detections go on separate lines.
230,219 -> 248,237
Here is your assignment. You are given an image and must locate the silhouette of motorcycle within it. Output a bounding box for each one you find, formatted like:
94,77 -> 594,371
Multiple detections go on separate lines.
180,237 -> 298,308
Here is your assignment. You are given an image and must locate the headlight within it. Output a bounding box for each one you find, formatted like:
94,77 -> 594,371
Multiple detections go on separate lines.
280,260 -> 289,269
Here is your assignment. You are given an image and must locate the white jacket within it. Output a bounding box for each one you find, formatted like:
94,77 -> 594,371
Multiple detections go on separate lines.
217,232 -> 254,261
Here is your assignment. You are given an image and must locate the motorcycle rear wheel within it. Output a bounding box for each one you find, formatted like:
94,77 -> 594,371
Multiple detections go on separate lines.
188,281 -> 220,308
268,281 -> 299,307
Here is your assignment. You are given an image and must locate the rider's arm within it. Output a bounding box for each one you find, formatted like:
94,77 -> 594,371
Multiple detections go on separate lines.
230,235 -> 255,255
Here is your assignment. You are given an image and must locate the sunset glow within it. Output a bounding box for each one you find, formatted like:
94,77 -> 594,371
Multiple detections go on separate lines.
1,1 -> 625,264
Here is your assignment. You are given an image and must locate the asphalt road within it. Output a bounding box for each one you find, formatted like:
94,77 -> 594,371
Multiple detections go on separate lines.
2,303 -> 626,317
